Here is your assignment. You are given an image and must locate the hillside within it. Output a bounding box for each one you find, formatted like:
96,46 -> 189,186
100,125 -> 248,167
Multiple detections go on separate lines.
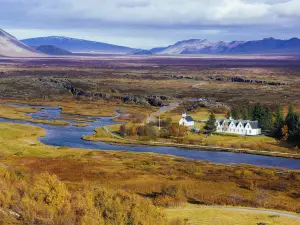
0,29 -> 42,57
152,38 -> 300,55
22,36 -> 136,54
35,45 -> 72,55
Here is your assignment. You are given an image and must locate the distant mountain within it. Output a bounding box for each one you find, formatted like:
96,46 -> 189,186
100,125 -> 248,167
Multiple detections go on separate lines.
0,29 -> 42,57
151,38 -> 300,55
21,36 -> 136,54
131,49 -> 153,55
35,45 -> 71,55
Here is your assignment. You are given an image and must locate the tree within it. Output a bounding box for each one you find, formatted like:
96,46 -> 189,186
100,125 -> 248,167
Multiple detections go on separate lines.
252,104 -> 273,131
285,104 -> 299,141
119,124 -> 127,137
273,104 -> 284,138
178,125 -> 188,137
170,124 -> 179,137
160,128 -> 171,139
137,125 -> 145,136
247,106 -> 253,120
162,118 -> 173,128
281,125 -> 289,141
145,124 -> 159,140
204,112 -> 217,135
262,108 -> 274,131
241,107 -> 249,120
231,108 -> 240,119
226,111 -> 231,119
128,126 -> 137,136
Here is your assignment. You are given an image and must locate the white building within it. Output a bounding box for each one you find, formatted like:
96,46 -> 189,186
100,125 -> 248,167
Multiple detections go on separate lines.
179,113 -> 195,127
216,117 -> 261,136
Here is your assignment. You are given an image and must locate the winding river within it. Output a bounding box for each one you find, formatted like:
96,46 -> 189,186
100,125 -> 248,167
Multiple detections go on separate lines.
1,104 -> 300,170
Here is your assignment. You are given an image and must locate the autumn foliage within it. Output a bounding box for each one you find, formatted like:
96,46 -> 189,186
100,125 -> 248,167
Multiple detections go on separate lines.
0,168 -> 167,225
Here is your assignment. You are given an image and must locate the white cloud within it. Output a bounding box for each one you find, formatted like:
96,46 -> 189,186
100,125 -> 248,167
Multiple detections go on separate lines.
1,0 -> 300,48
25,0 -> 298,26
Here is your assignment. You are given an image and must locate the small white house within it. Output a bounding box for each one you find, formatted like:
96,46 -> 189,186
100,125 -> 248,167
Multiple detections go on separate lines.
179,113 -> 195,127
216,117 -> 261,136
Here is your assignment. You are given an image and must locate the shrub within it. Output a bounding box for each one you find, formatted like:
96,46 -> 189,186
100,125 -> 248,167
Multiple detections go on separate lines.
239,180 -> 256,190
153,185 -> 186,207
95,188 -> 167,225
168,218 -> 185,225
0,169 -> 167,225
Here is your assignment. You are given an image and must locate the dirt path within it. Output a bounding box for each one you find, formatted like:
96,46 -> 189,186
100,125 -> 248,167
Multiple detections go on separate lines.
146,101 -> 181,123
167,206 -> 300,220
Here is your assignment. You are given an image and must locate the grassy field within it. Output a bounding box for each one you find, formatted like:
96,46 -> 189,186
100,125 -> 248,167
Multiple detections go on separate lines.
162,107 -> 225,122
167,205 -> 300,225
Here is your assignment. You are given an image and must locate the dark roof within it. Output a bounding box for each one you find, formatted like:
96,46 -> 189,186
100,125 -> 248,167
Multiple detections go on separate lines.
249,121 -> 260,129
185,116 -> 194,122
217,119 -> 261,129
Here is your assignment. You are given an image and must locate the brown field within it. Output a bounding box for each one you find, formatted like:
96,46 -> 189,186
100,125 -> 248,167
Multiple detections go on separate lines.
0,56 -> 300,111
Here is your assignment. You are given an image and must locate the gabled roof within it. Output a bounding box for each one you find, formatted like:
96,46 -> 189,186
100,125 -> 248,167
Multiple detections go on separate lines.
216,119 -> 260,129
248,121 -> 260,129
185,116 -> 194,122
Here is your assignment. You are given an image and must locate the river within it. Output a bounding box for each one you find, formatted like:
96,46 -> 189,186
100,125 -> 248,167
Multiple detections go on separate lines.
1,104 -> 299,170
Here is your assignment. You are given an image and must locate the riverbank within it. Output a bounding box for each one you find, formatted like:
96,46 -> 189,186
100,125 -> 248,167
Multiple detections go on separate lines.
83,125 -> 300,159
1,102 -> 300,169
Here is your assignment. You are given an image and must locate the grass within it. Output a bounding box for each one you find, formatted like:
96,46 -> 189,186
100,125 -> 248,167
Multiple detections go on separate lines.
0,104 -> 69,126
73,123 -> 90,127
162,107 -> 225,122
82,125 -> 128,143
166,204 -> 300,225
0,105 -> 38,120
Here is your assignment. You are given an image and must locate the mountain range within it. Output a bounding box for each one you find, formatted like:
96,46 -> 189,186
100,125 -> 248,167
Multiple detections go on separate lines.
21,36 -> 136,54
150,38 -> 300,54
1,28 -> 300,57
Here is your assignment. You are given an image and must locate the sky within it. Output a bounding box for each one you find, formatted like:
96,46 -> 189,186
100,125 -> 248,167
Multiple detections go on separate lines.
1,0 -> 300,49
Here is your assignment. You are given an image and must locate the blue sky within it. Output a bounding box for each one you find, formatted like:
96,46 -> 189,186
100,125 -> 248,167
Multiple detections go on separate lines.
1,0 -> 300,48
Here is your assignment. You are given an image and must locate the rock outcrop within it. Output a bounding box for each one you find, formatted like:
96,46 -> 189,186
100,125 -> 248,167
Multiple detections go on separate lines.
209,76 -> 288,86
41,78 -> 166,107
